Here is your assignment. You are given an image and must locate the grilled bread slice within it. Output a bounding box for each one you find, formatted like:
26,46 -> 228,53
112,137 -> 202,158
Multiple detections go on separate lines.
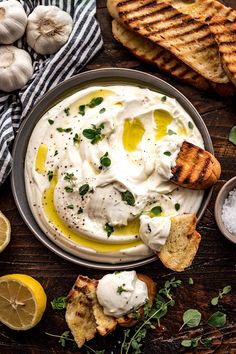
107,0 -> 229,84
167,0 -> 235,23
66,276 -> 117,348
158,213 -> 201,272
117,273 -> 157,327
112,20 -> 210,90
209,15 -> 236,88
171,141 -> 221,190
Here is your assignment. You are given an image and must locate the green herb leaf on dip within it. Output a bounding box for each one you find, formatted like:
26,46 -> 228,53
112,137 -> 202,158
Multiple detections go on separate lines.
188,121 -> 194,129
151,206 -> 162,216
168,129 -> 176,135
104,223 -> 114,237
164,151 -> 171,156
79,104 -> 86,116
83,123 -> 105,145
229,126 -> 236,145
100,152 -> 111,168
161,96 -> 167,103
48,119 -> 54,125
64,173 -> 74,182
47,170 -> 54,181
99,108 -> 106,114
64,186 -> 73,193
117,285 -> 128,295
64,107 -> 70,116
67,204 -> 74,209
73,133 -> 80,144
87,97 -> 103,108
79,184 -> 89,196
121,190 -> 135,206
175,203 -> 180,211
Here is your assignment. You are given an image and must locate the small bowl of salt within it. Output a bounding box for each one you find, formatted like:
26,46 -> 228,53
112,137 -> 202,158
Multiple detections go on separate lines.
215,176 -> 236,244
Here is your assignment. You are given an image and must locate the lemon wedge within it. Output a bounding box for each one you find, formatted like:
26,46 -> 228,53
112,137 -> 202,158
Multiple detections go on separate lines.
0,211 -> 11,253
0,274 -> 47,330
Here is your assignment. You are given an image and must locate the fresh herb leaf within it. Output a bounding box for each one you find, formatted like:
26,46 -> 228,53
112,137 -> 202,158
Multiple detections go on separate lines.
201,337 -> 213,347
65,186 -> 73,193
48,119 -> 54,125
79,184 -> 89,196
45,331 -> 75,348
47,170 -> 53,181
223,285 -> 232,294
175,203 -> 180,211
67,204 -> 74,210
211,285 -> 231,306
57,127 -> 72,133
121,190 -> 135,206
83,123 -> 105,145
100,152 -> 111,168
73,133 -> 80,144
87,97 -> 103,108
78,207 -> 83,214
188,121 -> 194,129
99,108 -> 106,114
207,311 -> 226,327
64,172 -> 74,182
51,296 -> 67,310
168,129 -> 176,135
163,151 -> 171,156
64,107 -> 70,116
54,150 -> 58,156
104,223 -> 114,237
229,126 -> 236,145
180,309 -> 201,330
117,285 -> 128,295
79,105 -> 86,116
150,206 -> 162,216
188,277 -> 194,285
161,96 -> 167,103
181,339 -> 193,348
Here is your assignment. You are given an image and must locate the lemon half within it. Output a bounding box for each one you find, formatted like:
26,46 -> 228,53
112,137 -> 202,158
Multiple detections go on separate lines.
0,274 -> 47,330
0,211 -> 11,253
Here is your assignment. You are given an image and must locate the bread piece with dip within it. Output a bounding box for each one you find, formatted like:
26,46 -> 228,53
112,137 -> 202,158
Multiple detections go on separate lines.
66,271 -> 157,347
171,141 -> 221,190
158,214 -> 201,272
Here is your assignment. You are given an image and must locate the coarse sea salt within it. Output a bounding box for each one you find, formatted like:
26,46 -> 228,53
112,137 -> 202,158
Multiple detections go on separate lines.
221,188 -> 236,236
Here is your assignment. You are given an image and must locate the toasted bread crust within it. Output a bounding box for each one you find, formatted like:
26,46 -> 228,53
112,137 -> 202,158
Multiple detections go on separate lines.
158,214 -> 201,272
66,275 -> 117,348
107,0 -> 229,83
112,20 -> 210,90
117,273 -> 157,327
209,15 -> 236,88
171,141 -> 221,190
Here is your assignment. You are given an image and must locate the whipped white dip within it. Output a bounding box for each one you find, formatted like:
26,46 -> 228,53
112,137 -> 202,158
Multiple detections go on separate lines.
96,271 -> 148,317
139,215 -> 171,252
25,85 -> 204,263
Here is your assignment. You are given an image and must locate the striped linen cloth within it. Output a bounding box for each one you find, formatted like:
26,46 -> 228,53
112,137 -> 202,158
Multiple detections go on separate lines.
0,0 -> 103,185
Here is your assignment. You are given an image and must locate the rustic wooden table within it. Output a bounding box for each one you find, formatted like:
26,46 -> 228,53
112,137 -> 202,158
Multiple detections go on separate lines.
1,0 -> 236,353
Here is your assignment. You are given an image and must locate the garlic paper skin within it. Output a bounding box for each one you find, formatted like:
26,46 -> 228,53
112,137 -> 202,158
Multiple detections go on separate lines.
0,0 -> 27,44
0,46 -> 33,92
26,5 -> 73,55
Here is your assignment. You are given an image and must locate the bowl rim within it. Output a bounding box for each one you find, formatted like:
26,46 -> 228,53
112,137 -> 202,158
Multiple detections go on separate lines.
11,67 -> 214,270
215,176 -> 236,244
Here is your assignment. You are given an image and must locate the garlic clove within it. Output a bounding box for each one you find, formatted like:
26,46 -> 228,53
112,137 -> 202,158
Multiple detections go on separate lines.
26,5 -> 73,55
0,45 -> 33,92
0,0 -> 27,44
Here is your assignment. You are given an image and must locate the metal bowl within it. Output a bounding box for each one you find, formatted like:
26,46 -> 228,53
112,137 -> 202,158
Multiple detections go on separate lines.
11,68 -> 214,270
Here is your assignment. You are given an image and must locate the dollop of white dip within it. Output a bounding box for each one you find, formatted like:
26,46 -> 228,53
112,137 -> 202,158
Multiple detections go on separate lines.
139,215 -> 171,251
25,85 -> 205,263
96,271 -> 148,317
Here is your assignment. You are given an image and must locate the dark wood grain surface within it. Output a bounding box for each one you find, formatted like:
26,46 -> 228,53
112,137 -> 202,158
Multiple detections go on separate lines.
1,1 -> 236,353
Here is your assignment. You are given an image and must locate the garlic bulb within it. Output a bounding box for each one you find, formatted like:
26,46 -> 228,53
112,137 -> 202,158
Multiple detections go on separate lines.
0,46 -> 33,92
0,0 -> 27,44
26,5 -> 73,55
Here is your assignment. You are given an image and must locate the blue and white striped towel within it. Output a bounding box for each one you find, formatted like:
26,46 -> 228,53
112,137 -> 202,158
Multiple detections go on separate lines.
0,0 -> 103,185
